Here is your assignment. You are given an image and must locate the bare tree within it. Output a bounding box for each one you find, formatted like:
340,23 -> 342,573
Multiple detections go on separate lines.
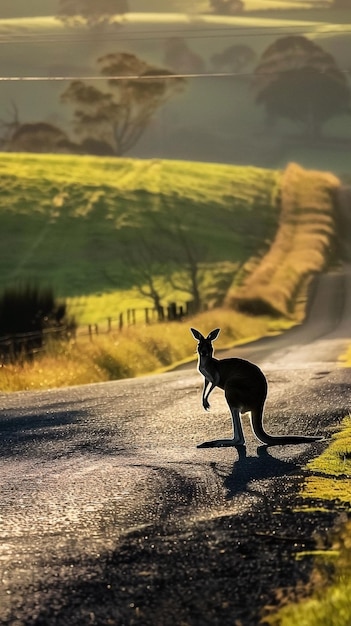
164,218 -> 205,313
129,243 -> 167,316
0,101 -> 20,149
140,205 -> 208,313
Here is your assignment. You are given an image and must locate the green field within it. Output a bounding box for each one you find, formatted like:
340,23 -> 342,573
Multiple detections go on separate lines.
0,153 -> 280,322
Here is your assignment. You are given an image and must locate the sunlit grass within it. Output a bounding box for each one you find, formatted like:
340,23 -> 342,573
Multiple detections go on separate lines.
226,163 -> 339,317
0,308 -> 291,392
0,153 -> 279,202
267,567 -> 351,626
0,153 -> 279,301
304,414 -> 351,505
339,345 -> 351,367
266,415 -> 351,626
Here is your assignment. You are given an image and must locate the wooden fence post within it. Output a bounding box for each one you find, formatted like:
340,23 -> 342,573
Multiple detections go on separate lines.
157,306 -> 164,322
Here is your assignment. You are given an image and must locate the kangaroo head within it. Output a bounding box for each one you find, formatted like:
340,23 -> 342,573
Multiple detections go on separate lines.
190,328 -> 220,357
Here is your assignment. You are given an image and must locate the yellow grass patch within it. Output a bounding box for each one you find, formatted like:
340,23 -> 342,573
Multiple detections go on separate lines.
304,415 -> 351,504
266,416 -> 351,626
339,345 -> 351,367
0,309 -> 287,392
226,163 -> 339,317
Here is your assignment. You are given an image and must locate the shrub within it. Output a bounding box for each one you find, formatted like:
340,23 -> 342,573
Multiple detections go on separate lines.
0,284 -> 76,362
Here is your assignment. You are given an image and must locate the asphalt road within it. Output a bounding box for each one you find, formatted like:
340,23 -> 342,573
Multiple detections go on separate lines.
0,261 -> 350,625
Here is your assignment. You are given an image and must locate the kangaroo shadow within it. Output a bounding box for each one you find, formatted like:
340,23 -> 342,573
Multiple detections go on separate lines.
211,445 -> 299,501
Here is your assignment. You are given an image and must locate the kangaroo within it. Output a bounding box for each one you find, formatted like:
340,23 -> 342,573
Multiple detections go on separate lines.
190,327 -> 323,447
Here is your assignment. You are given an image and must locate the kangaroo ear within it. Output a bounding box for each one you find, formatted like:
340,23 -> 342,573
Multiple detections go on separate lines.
207,328 -> 220,341
190,328 -> 203,341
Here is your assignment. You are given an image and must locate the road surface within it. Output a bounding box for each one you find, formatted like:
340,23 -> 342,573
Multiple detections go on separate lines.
1,263 -> 350,624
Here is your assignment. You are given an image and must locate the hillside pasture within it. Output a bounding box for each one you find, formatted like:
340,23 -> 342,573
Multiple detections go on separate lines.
0,153 -> 280,323
0,153 -> 341,391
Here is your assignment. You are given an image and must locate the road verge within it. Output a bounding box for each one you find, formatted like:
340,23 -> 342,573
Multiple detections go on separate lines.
265,414 -> 351,626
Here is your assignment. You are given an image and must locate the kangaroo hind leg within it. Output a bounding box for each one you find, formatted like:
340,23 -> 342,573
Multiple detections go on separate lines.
224,384 -> 245,445
197,405 -> 245,449
229,406 -> 245,446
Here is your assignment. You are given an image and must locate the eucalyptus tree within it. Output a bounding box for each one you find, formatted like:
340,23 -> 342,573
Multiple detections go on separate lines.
56,0 -> 129,28
61,52 -> 185,155
253,35 -> 350,138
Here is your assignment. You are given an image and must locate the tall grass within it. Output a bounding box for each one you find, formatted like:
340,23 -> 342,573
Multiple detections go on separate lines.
226,163 -> 340,317
0,308 -> 290,392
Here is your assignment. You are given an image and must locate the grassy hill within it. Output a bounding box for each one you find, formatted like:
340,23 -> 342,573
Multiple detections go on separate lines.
0,153 -> 280,323
0,153 -> 340,391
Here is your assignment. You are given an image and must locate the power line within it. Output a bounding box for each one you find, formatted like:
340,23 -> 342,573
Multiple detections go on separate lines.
0,67 -> 349,81
0,25 -> 350,44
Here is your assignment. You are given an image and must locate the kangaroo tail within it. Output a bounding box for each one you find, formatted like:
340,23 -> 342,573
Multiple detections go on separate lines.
250,406 -> 323,446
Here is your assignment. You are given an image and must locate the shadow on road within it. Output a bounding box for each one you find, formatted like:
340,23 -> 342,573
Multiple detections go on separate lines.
211,445 -> 298,501
0,404 -> 126,459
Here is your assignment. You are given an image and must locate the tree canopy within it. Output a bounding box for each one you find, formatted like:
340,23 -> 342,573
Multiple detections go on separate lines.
56,0 -> 129,28
61,52 -> 186,156
253,35 -> 350,138
210,0 -> 244,15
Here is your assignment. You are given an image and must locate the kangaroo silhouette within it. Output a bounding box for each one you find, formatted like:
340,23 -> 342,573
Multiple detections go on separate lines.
190,327 -> 322,447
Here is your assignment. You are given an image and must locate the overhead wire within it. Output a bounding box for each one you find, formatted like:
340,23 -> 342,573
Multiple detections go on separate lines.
0,16 -> 349,80
0,22 -> 350,44
0,66 -> 350,82
0,29 -> 350,45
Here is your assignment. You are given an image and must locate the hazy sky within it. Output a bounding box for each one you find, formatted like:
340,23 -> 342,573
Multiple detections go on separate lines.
0,2 -> 165,19
0,1 -> 57,18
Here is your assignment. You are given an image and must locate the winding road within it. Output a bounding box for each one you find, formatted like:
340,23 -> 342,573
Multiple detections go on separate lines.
1,193 -> 351,624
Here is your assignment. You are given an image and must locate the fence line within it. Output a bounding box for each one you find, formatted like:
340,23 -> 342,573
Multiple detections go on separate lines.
0,301 -> 195,353
76,300 -> 194,340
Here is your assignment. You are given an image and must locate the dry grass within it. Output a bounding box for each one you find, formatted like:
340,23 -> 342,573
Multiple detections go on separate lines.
0,309 -> 289,393
339,345 -> 351,367
226,163 -> 340,317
